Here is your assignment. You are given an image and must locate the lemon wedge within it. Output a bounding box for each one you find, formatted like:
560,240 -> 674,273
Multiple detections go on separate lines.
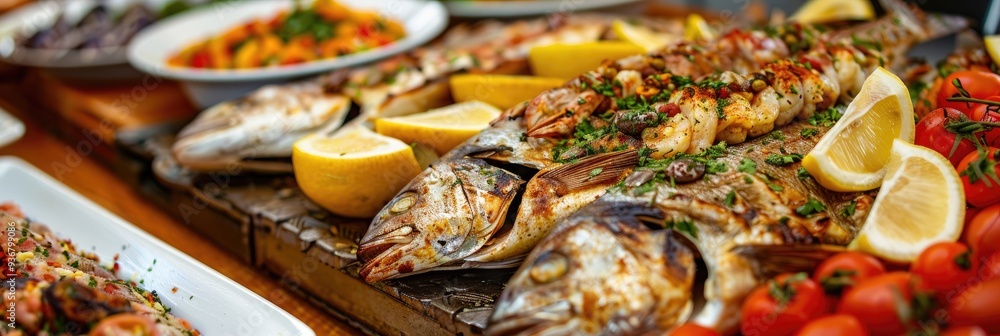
449,74 -> 564,110
802,67 -> 914,192
528,42 -> 645,80
684,14 -> 717,42
790,0 -> 875,24
848,140 -> 965,263
375,101 -> 502,155
985,35 -> 1000,65
613,19 -> 678,52
292,127 -> 422,218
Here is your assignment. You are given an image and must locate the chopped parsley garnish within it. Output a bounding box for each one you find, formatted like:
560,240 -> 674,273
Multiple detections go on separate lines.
789,86 -> 799,95
841,200 -> 857,217
767,182 -> 784,192
588,168 -> 603,180
851,35 -> 883,51
800,128 -> 819,138
69,260 -> 79,268
796,167 -> 812,179
88,277 -> 98,288
808,107 -> 844,127
716,98 -> 730,119
724,191 -> 736,207
452,179 -> 462,186
737,158 -> 757,174
40,249 -> 49,257
765,153 -> 803,166
667,219 -> 698,239
519,133 -> 528,142
744,175 -> 754,184
796,198 -> 827,217
578,97 -> 586,105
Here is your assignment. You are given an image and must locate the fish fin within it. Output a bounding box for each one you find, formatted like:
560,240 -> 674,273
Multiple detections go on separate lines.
537,150 -> 638,195
730,244 -> 847,278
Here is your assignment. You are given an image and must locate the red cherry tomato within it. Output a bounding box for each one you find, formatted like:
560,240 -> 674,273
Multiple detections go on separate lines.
812,252 -> 886,296
669,323 -> 719,336
981,252 -> 1000,280
837,272 -> 915,335
794,314 -> 868,336
946,278 -> 1000,333
970,96 -> 1000,147
911,242 -> 978,294
915,108 -> 979,166
740,273 -> 828,336
965,206 -> 982,226
956,148 -> 1000,207
941,326 -> 988,336
937,71 -> 1000,115
189,50 -> 211,68
964,204 -> 1000,260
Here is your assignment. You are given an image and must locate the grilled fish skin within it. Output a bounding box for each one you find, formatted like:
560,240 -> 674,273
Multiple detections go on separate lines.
487,200 -> 695,336
359,0 -> 952,283
486,122 -> 876,335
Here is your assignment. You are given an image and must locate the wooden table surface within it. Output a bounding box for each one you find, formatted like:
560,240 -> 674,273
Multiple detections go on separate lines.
0,84 -> 361,335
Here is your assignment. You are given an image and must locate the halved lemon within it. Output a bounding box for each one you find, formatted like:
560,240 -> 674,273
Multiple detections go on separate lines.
985,35 -> 1000,65
375,101 -> 501,156
528,42 -> 645,80
612,19 -> 679,52
848,140 -> 965,263
684,14 -> 717,42
789,0 -> 875,24
292,127 -> 422,218
802,67 -> 915,192
449,74 -> 564,110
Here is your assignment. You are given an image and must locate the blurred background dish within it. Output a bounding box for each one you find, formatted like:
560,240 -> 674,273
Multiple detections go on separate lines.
443,0 -> 644,17
128,0 -> 447,108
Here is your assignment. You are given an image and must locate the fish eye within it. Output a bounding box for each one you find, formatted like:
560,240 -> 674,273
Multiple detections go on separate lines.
529,252 -> 569,284
389,192 -> 417,214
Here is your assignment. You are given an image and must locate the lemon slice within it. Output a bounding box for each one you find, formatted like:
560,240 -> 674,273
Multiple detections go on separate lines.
684,14 -> 717,42
802,67 -> 914,192
375,101 -> 502,155
529,42 -> 645,80
848,140 -> 965,263
985,35 -> 1000,65
613,19 -> 678,52
449,74 -> 564,110
292,127 -> 422,218
790,0 -> 875,24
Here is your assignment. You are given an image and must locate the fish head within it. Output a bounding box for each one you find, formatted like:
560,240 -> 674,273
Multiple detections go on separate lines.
358,157 -> 524,282
487,205 -> 695,336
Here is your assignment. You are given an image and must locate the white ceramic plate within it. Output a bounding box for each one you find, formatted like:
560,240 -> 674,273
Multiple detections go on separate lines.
128,0 -> 447,82
0,106 -> 24,148
0,0 -> 174,68
443,0 -> 642,17
0,157 -> 315,336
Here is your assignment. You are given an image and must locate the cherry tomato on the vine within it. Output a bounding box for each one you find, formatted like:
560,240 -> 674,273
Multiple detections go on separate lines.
970,96 -> 1000,147
812,252 -> 886,296
964,204 -> 1000,260
836,272 -> 917,335
956,148 -> 1000,207
911,242 -> 978,295
740,273 -> 828,336
937,71 -> 1000,115
946,278 -> 1000,333
915,108 -> 979,167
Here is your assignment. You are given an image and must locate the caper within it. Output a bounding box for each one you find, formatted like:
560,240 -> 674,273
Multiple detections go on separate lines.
751,79 -> 767,92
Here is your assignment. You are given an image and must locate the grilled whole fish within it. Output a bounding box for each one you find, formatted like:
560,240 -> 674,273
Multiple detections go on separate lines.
487,201 -> 695,335
171,15 -> 680,172
358,0 -> 958,283
487,121 -> 876,335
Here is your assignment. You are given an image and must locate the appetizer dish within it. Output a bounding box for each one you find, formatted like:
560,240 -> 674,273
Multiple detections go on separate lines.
0,203 -> 199,336
167,0 -> 406,69
15,3 -> 155,52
